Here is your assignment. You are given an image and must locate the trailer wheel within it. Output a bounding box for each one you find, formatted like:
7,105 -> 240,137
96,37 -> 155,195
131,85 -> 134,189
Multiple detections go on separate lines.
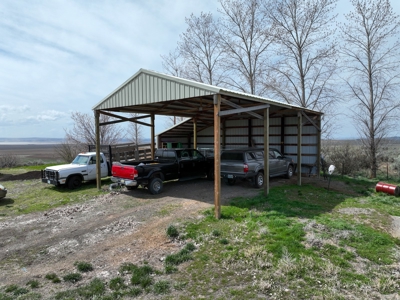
68,175 -> 82,189
148,178 -> 163,195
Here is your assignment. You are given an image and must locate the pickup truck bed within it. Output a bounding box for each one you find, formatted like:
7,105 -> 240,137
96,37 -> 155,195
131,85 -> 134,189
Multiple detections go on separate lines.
111,148 -> 214,194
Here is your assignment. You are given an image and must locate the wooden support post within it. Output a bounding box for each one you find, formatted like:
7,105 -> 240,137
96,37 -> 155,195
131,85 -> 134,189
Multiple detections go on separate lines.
214,94 -> 221,219
317,115 -> 321,178
248,119 -> 252,147
297,111 -> 302,186
151,114 -> 155,159
222,119 -> 226,149
193,118 -> 197,149
95,110 -> 101,190
280,117 -> 285,154
264,108 -> 270,196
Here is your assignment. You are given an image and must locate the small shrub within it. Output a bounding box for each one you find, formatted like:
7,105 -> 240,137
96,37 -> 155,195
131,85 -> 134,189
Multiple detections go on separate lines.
45,273 -> 61,283
126,287 -> 142,297
13,288 -> 29,296
165,249 -> 192,266
4,284 -> 18,293
78,278 -> 105,297
18,292 -> 42,300
129,264 -> 155,288
63,273 -> 82,283
0,292 -> 13,300
0,154 -> 21,168
185,242 -> 196,251
139,276 -> 153,288
220,238 -> 229,245
166,225 -> 179,238
153,280 -> 171,295
119,262 -> 138,274
26,280 -> 40,289
165,265 -> 178,274
74,261 -> 93,272
212,229 -> 221,237
109,277 -> 127,291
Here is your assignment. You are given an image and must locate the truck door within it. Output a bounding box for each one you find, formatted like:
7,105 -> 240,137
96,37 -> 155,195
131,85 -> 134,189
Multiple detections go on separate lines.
178,150 -> 195,178
87,155 -> 108,179
191,150 -> 207,176
269,149 -> 279,176
161,150 -> 179,180
271,149 -> 286,174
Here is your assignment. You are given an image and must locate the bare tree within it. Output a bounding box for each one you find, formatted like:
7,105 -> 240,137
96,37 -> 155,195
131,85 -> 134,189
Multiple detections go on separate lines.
161,48 -> 186,77
217,0 -> 273,95
129,113 -> 143,148
178,12 -> 225,85
54,141 -> 81,163
263,0 -> 339,111
340,0 -> 400,178
65,111 -> 123,151
162,12 -> 224,86
165,116 -> 187,128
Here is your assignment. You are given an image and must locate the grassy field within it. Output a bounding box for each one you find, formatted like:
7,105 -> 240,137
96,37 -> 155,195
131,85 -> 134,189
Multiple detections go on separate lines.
1,168 -> 400,299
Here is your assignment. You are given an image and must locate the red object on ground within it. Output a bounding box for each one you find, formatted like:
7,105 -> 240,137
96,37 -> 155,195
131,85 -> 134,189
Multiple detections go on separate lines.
376,182 -> 400,196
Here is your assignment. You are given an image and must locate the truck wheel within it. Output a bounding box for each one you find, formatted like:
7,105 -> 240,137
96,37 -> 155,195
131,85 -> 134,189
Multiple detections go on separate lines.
253,172 -> 264,188
285,165 -> 294,179
148,178 -> 163,195
68,175 -> 82,189
226,178 -> 236,186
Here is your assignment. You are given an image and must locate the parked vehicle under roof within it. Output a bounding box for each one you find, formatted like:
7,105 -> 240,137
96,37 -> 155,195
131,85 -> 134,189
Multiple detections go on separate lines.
220,147 -> 294,188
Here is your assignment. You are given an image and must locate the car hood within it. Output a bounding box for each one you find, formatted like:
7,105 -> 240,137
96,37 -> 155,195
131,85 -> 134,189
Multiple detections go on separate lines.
45,164 -> 85,171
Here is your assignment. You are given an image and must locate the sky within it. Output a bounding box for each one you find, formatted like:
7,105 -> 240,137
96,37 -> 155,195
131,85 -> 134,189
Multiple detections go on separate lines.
0,0 -> 399,141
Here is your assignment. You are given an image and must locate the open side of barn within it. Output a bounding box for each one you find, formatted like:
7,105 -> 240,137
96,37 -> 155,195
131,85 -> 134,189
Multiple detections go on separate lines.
92,68 -> 323,218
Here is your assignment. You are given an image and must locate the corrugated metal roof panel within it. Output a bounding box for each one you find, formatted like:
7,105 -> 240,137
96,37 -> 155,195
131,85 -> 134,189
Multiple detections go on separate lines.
93,69 -> 220,110
93,69 -> 322,117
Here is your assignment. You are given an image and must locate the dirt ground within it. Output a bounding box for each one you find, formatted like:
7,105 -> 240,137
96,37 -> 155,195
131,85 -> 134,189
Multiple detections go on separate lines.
0,174 -> 399,299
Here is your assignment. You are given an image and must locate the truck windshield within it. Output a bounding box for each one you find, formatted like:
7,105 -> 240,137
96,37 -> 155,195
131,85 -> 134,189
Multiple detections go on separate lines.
72,155 -> 89,165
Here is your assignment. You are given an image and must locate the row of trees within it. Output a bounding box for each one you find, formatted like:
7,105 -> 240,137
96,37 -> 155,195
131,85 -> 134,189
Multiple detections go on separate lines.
161,0 -> 400,178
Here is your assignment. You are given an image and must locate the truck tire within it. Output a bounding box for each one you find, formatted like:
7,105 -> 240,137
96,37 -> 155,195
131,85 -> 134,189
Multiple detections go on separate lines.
253,172 -> 264,188
148,177 -> 163,195
285,165 -> 294,179
68,175 -> 82,189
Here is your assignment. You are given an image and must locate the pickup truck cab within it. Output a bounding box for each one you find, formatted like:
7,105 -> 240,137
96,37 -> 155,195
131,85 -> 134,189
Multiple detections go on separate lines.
220,147 -> 294,188
111,148 -> 214,194
41,152 -> 110,189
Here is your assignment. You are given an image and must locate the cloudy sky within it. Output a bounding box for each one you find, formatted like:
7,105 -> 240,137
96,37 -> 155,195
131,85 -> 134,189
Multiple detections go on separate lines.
0,0 -> 399,140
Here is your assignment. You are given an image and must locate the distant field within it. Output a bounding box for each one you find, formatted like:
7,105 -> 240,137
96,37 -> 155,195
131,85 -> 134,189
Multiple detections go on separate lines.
0,144 -> 62,163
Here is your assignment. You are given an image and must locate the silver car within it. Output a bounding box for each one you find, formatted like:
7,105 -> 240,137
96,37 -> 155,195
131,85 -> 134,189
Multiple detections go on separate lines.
220,148 -> 294,188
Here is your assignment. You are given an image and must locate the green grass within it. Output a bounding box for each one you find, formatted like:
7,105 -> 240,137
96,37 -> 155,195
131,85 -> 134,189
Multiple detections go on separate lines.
0,174 -> 112,217
74,261 -> 93,272
169,179 -> 400,299
2,174 -> 400,299
63,273 -> 82,283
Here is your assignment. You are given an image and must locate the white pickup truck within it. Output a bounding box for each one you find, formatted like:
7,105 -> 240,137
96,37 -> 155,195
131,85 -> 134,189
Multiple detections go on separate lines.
41,152 -> 111,189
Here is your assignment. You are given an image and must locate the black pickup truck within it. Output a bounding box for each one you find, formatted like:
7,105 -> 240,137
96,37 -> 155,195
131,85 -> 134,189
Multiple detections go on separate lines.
110,148 -> 214,194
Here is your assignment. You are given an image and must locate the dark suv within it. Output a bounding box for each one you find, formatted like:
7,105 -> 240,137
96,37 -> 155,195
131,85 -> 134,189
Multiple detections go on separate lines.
220,148 -> 294,188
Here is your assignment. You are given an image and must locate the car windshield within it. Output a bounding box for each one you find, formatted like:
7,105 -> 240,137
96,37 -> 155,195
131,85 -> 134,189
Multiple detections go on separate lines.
72,155 -> 89,165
